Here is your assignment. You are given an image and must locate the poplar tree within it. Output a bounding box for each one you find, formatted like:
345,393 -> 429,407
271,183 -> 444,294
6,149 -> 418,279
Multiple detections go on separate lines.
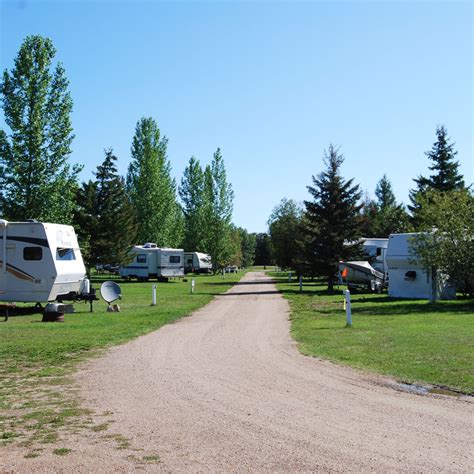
0,35 -> 80,222
127,117 -> 181,246
303,145 -> 363,290
202,148 -> 234,270
179,156 -> 205,251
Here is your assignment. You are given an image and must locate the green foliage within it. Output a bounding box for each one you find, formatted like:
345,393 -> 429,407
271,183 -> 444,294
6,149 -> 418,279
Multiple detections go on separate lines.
74,149 -> 137,271
410,189 -> 474,296
201,148 -> 234,269
409,125 -> 465,223
179,156 -> 205,251
303,145 -> 363,289
238,228 -> 256,268
126,117 -> 181,247
268,198 -> 303,269
361,175 -> 410,237
271,273 -> 474,393
0,35 -> 81,223
254,233 -> 273,266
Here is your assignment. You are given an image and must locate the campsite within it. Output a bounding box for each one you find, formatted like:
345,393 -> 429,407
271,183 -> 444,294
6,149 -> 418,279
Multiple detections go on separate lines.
1,1 -> 473,472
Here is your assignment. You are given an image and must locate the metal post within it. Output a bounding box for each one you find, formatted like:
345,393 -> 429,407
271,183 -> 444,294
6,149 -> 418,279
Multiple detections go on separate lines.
191,278 -> 195,294
152,284 -> 157,306
288,271 -> 292,283
299,275 -> 303,292
345,289 -> 352,327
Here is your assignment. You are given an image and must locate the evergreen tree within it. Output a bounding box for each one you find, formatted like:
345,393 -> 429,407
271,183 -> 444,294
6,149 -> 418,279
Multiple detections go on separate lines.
0,35 -> 81,222
126,117 -> 180,246
74,149 -> 137,271
179,156 -> 205,251
409,125 -> 465,222
371,175 -> 410,237
303,145 -> 363,290
73,180 -> 97,270
201,148 -> 234,270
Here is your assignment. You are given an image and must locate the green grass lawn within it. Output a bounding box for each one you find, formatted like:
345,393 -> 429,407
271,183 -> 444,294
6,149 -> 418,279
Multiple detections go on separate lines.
0,272 -> 244,450
269,272 -> 474,394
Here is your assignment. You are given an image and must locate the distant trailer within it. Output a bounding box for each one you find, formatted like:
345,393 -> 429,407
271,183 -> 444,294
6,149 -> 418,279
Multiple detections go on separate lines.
119,243 -> 184,281
0,220 -> 87,303
184,252 -> 212,274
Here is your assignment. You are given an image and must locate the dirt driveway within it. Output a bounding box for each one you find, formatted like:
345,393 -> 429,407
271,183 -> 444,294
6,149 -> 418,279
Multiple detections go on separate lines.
3,271 -> 472,472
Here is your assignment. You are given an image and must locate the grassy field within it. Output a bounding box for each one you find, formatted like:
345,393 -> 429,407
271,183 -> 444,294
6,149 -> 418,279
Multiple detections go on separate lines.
269,272 -> 474,394
0,271 -> 244,452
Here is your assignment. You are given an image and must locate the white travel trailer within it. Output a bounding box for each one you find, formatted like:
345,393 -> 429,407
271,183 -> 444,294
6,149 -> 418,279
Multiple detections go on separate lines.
184,252 -> 212,274
119,243 -> 184,281
386,233 -> 456,300
0,220 -> 87,303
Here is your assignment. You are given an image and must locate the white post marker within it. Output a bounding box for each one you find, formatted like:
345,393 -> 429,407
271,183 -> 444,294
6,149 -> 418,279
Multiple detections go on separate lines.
191,278 -> 195,294
288,271 -> 292,283
299,275 -> 303,292
152,284 -> 157,306
345,289 -> 352,327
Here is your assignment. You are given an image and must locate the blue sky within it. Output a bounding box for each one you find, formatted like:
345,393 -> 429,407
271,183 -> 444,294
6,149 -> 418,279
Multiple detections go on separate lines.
1,0 -> 472,232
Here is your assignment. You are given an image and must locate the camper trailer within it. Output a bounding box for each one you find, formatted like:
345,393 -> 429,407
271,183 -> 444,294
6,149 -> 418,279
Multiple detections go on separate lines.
184,252 -> 212,274
339,237 -> 389,291
362,238 -> 389,275
386,233 -> 456,300
0,220 -> 87,303
119,243 -> 184,281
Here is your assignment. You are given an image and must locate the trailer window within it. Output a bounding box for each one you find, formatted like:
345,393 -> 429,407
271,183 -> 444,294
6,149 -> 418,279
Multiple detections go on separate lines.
24,247 -> 42,261
169,255 -> 181,263
57,248 -> 76,260
136,254 -> 147,263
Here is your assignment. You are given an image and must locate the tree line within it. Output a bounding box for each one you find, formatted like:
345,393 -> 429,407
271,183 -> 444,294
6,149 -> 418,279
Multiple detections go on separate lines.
0,35 -> 256,272
263,128 -> 473,294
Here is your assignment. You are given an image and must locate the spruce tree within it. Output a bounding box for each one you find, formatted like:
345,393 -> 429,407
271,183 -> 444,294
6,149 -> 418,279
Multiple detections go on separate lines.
303,145 -> 363,290
409,125 -> 465,221
126,117 -> 180,246
0,35 -> 81,223
179,156 -> 205,251
74,149 -> 136,271
371,175 -> 410,237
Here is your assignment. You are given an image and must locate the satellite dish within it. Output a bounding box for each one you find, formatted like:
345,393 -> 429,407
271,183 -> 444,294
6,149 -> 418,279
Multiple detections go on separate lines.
100,281 -> 122,304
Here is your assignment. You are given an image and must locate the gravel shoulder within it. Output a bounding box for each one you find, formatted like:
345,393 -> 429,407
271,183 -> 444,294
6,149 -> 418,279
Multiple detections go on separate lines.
2,271 -> 472,472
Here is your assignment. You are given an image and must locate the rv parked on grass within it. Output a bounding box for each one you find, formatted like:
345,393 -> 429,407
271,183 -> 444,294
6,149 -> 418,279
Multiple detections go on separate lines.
184,252 -> 212,274
0,220 -> 87,303
119,243 -> 184,281
386,233 -> 456,300
339,237 -> 389,292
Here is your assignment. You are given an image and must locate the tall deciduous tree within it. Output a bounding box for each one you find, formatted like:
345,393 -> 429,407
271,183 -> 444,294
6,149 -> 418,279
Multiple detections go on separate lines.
409,125 -> 465,223
74,149 -> 137,271
268,198 -> 303,269
201,148 -> 234,270
126,117 -> 181,246
179,156 -> 205,251
254,233 -> 273,266
0,35 -> 81,222
303,145 -> 363,290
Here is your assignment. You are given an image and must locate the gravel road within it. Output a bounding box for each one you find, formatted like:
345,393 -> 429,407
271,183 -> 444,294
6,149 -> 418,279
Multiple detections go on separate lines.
3,271 -> 472,472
